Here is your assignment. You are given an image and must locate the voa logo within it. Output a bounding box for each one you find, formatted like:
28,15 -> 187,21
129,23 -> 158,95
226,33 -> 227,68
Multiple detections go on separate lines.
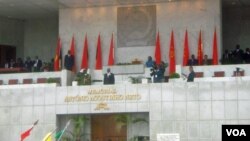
226,129 -> 246,136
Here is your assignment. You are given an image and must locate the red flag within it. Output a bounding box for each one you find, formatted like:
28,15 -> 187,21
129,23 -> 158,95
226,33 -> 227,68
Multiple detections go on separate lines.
169,30 -> 176,74
54,37 -> 62,71
20,120 -> 38,141
197,30 -> 203,65
108,33 -> 114,66
21,127 -> 33,141
70,36 -> 76,73
183,30 -> 190,66
212,28 -> 218,65
81,34 -> 89,69
154,31 -> 161,65
95,34 -> 102,70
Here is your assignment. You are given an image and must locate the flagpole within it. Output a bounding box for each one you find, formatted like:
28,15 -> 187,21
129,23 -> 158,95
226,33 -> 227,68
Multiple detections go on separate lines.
42,128 -> 57,141
57,120 -> 71,141
20,120 -> 39,141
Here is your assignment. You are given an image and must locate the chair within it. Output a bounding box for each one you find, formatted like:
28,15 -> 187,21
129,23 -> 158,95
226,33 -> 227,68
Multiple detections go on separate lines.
8,79 -> 18,85
37,78 -> 47,83
195,72 -> 204,78
233,71 -> 244,77
214,71 -> 225,77
23,79 -> 33,84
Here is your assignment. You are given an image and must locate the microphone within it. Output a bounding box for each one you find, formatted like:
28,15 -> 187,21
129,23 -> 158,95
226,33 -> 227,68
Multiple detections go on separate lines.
236,67 -> 244,72
236,67 -> 240,72
235,67 -> 244,77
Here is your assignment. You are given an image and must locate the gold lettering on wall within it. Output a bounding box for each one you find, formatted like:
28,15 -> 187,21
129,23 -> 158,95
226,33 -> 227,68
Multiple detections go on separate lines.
95,102 -> 110,111
64,88 -> 141,103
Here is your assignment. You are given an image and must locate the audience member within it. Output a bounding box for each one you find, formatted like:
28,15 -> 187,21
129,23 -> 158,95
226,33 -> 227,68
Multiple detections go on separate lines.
16,58 -> 24,68
188,54 -> 198,66
64,50 -> 74,71
4,60 -> 9,68
145,56 -> 154,68
233,44 -> 244,64
104,68 -> 115,85
49,58 -> 54,71
33,56 -> 42,72
9,59 -> 16,68
42,62 -> 50,72
24,57 -> 33,72
244,48 -> 250,63
222,49 -> 231,64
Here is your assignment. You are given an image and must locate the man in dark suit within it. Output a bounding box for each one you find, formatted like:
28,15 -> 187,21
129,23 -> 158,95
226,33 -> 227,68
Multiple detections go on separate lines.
233,44 -> 244,64
104,68 -> 115,85
244,48 -> 250,63
64,50 -> 74,71
187,66 -> 195,82
222,49 -> 231,64
24,56 -> 33,72
188,54 -> 198,66
33,56 -> 42,72
154,64 -> 165,83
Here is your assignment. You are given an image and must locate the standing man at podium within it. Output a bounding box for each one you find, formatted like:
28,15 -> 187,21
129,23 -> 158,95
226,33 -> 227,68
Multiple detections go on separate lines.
183,66 -> 195,82
104,68 -> 115,85
187,66 -> 195,82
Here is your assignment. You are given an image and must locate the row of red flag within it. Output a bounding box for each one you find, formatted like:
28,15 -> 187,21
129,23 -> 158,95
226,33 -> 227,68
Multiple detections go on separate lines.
155,29 -> 218,75
54,29 -> 218,74
54,33 -> 114,72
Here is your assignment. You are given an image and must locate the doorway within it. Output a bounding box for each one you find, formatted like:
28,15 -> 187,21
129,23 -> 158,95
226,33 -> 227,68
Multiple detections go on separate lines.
56,113 -> 149,141
91,114 -> 127,141
0,45 -> 16,67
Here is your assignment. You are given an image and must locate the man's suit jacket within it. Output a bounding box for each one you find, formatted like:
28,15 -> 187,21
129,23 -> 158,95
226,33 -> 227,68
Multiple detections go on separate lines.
104,73 -> 115,85
188,59 -> 198,66
34,59 -> 42,72
64,55 -> 74,71
187,71 -> 195,82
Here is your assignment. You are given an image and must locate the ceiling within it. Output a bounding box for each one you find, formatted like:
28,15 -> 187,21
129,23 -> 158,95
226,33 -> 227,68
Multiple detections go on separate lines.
0,0 -> 59,20
0,0 -> 249,20
223,0 -> 250,8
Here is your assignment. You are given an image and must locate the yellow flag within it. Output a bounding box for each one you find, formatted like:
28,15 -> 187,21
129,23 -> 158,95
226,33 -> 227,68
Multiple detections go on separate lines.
42,132 -> 52,141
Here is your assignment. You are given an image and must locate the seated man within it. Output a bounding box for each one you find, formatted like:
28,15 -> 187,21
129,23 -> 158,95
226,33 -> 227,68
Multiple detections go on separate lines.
203,54 -> 212,65
103,68 -> 115,85
188,54 -> 198,66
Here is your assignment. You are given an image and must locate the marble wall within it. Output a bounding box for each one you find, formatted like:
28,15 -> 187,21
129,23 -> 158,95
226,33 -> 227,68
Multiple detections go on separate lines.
1,81 -> 250,141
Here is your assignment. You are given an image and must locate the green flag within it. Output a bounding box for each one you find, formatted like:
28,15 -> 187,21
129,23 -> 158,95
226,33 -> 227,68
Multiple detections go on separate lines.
55,130 -> 63,139
57,120 -> 71,141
